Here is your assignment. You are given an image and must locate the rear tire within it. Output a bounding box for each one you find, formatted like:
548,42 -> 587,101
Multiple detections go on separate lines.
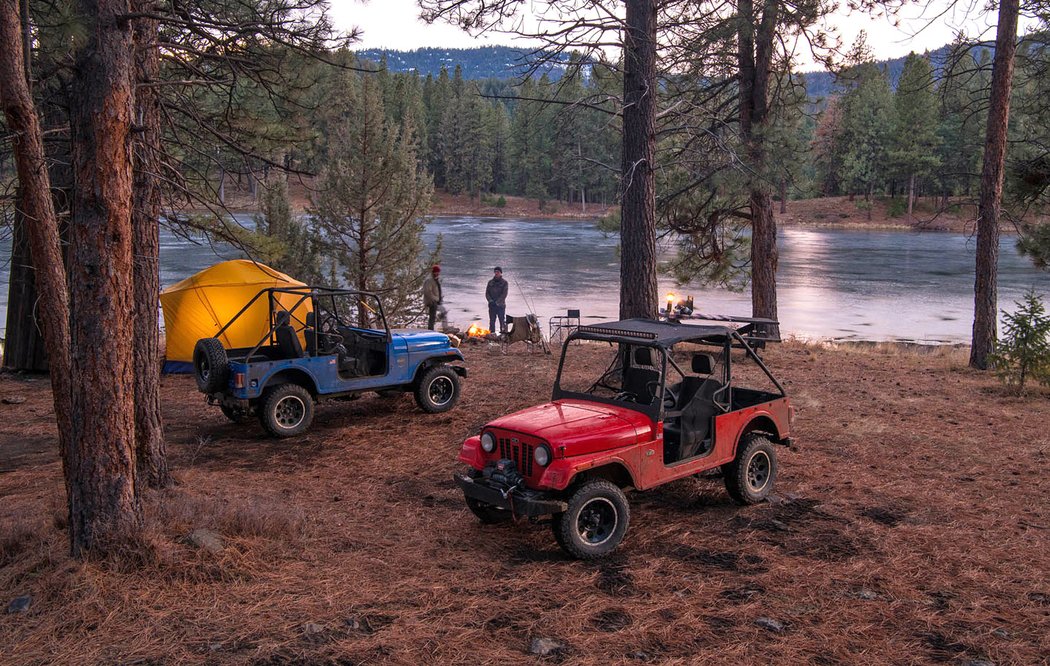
193,338 -> 228,393
552,479 -> 630,560
259,383 -> 314,438
414,365 -> 461,413
723,433 -> 778,505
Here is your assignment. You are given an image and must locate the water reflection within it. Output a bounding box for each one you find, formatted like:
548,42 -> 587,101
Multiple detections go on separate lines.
2,217 -> 1049,344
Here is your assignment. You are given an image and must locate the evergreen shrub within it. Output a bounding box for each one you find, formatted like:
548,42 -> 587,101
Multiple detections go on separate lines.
989,289 -> 1050,391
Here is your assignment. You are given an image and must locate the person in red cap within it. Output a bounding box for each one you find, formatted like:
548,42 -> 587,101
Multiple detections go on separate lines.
423,265 -> 444,330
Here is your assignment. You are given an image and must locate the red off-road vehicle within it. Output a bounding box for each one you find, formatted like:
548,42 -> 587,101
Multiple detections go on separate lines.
454,315 -> 794,559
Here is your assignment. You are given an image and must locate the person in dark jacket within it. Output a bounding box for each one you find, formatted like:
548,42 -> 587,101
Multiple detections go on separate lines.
422,265 -> 444,330
485,266 -> 508,334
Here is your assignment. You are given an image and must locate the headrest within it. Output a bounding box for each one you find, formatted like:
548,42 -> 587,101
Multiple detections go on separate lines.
634,347 -> 653,367
275,310 -> 291,327
305,312 -> 316,326
692,353 -> 714,375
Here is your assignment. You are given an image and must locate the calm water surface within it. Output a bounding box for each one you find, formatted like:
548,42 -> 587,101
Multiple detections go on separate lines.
2,217 -> 1049,344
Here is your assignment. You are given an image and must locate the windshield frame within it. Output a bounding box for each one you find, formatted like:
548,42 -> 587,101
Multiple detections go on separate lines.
552,340 -> 667,421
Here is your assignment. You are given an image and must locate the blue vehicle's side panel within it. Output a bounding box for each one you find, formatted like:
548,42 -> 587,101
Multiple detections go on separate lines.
226,329 -> 464,400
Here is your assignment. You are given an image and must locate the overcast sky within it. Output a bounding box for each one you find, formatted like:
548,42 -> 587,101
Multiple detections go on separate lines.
332,0 -> 1016,70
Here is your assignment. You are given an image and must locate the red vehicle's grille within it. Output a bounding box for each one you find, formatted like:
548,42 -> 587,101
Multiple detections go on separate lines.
490,430 -> 546,481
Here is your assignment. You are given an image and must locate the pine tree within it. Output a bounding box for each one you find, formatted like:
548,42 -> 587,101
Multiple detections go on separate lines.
937,42 -> 989,204
252,179 -> 325,283
891,53 -> 941,217
840,63 -> 896,215
309,71 -> 437,326
988,289 -> 1050,390
812,96 -> 845,195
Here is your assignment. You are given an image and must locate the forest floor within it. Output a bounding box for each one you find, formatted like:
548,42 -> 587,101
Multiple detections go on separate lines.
1,342 -> 1049,665
216,178 -> 1041,233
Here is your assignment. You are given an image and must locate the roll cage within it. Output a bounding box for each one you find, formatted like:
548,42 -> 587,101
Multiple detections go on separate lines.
552,315 -> 786,422
214,286 -> 391,360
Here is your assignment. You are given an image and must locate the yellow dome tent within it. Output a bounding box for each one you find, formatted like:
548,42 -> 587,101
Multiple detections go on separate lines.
161,260 -> 311,372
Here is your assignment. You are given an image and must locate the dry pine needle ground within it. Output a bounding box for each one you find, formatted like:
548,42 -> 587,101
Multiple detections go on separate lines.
0,342 -> 1048,665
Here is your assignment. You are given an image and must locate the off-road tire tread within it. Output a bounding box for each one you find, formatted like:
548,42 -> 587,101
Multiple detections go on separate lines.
414,365 -> 461,413
723,433 -> 777,505
259,383 -> 314,438
552,479 -> 630,560
194,338 -> 229,393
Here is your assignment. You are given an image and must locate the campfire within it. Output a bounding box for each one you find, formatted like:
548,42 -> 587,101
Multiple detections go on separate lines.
466,323 -> 491,338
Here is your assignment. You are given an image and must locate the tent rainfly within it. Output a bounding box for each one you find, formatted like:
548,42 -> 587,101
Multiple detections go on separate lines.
160,260 -> 310,373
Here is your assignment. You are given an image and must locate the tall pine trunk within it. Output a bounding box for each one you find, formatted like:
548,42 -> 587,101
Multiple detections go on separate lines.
739,0 -> 780,325
66,0 -> 141,555
132,8 -> 169,489
2,0 -> 47,372
970,0 -> 1019,370
907,173 -> 916,218
3,216 -> 49,370
619,0 -> 658,320
0,0 -> 76,536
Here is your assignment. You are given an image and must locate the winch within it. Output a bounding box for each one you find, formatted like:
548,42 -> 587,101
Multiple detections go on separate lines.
482,458 -> 524,488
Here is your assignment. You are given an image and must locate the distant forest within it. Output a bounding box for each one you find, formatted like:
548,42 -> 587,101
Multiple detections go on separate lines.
342,40 -> 1043,217
3,40 -> 1046,217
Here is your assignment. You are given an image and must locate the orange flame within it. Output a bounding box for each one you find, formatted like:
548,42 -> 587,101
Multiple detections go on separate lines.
466,323 -> 491,337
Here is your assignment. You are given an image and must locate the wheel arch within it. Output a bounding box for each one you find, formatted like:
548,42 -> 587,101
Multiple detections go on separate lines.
738,414 -> 780,445
571,461 -> 636,490
412,354 -> 467,384
263,368 -> 319,396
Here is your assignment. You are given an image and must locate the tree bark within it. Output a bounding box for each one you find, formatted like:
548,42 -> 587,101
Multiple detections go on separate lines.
66,0 -> 141,555
619,0 -> 658,320
0,0 -> 75,521
779,179 -> 787,215
2,214 -> 49,371
970,0 -> 1019,370
1,0 -> 47,373
907,173 -> 915,218
738,0 -> 780,326
132,6 -> 169,489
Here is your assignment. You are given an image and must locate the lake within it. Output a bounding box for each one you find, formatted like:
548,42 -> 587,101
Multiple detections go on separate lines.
2,216 -> 1049,344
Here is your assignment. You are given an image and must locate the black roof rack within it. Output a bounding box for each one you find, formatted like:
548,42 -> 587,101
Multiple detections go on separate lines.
569,314 -> 781,348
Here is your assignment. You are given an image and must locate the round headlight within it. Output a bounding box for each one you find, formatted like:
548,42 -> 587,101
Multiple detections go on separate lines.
480,432 -> 496,453
534,444 -> 551,467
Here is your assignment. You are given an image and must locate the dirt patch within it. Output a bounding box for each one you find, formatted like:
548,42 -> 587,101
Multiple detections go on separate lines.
2,342 -> 1050,664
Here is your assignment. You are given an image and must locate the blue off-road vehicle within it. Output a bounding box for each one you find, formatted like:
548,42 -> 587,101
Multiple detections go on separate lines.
192,287 -> 466,437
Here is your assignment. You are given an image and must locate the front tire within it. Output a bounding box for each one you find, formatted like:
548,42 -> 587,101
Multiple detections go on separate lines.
723,433 -> 778,505
552,479 -> 630,560
259,383 -> 314,438
414,365 -> 461,413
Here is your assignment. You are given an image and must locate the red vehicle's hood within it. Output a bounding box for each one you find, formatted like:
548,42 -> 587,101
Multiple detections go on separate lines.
487,399 -> 654,454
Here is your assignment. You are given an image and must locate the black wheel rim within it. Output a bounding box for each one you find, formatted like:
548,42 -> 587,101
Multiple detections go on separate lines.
428,376 -> 454,406
575,497 -> 617,546
198,357 -> 210,381
274,395 -> 306,429
747,450 -> 771,492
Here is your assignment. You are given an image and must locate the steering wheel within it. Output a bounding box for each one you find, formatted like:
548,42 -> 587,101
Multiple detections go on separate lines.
654,382 -> 677,409
614,391 -> 638,403
317,313 -> 344,349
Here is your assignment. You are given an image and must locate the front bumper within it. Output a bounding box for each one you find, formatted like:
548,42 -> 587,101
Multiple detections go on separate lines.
454,473 -> 567,518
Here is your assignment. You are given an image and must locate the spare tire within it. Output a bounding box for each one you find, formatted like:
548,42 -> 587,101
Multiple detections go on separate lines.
193,338 -> 229,393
